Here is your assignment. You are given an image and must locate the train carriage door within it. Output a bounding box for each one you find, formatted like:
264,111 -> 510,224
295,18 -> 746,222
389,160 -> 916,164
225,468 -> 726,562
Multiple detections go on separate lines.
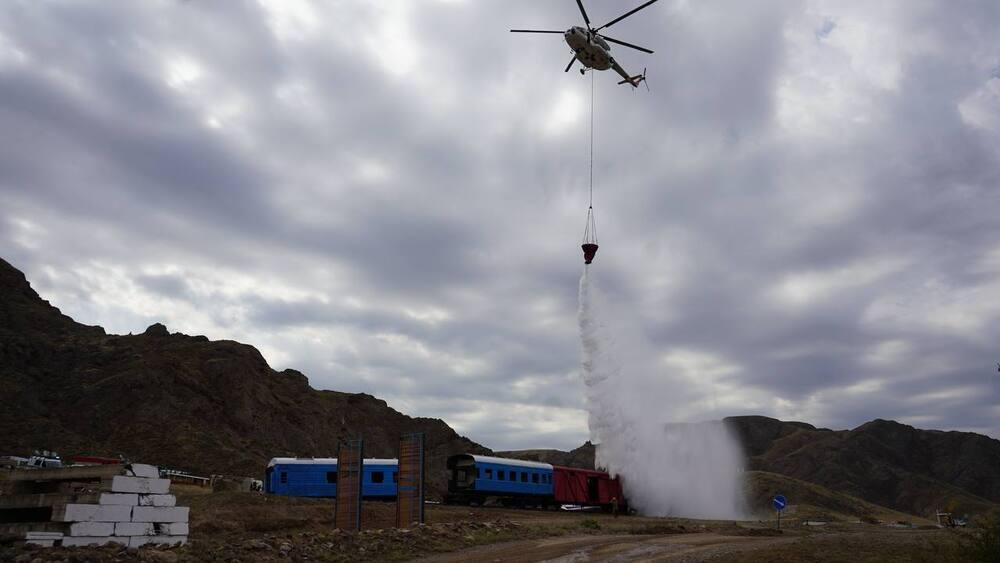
449,457 -> 477,490
587,476 -> 599,503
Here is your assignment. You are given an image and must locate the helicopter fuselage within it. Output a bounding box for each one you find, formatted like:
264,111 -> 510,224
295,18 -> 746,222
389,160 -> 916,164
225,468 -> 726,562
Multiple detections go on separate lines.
564,26 -> 612,70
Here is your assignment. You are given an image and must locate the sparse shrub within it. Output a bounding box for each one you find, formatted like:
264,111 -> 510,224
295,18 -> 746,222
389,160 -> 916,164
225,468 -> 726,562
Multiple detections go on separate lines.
859,515 -> 879,525
959,513 -> 1000,563
579,518 -> 601,530
629,524 -> 684,535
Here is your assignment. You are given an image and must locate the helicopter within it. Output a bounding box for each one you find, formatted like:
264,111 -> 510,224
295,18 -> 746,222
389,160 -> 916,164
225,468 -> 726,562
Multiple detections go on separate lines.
511,0 -> 660,88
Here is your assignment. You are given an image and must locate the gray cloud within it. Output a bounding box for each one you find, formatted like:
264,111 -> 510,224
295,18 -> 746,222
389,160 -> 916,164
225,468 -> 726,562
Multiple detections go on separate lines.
1,0 -> 999,451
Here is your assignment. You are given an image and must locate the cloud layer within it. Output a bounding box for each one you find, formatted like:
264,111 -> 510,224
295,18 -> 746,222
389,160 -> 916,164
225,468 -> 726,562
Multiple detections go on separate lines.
2,0 -> 999,450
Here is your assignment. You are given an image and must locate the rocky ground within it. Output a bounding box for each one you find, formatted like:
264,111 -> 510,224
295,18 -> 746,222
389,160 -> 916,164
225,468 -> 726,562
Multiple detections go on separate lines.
0,488 -> 979,562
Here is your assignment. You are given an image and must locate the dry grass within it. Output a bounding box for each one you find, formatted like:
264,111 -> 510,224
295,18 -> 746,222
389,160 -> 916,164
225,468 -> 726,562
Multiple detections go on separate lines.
0,491 -> 979,562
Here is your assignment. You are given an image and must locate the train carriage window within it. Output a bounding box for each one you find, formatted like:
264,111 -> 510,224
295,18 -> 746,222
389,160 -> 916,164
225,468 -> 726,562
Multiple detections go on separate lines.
393,472 -> 398,483
372,471 -> 384,484
498,470 -> 505,480
485,469 -> 493,480
532,473 -> 539,483
521,472 -> 527,482
326,471 -> 337,484
280,472 -> 288,484
475,468 -> 480,478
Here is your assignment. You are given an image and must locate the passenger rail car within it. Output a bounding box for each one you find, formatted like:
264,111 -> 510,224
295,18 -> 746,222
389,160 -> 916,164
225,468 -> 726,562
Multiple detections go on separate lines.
265,457 -> 398,498
445,454 -> 624,510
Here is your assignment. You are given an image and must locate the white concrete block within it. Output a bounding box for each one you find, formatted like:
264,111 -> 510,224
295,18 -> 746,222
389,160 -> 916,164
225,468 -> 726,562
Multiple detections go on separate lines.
68,522 -> 114,537
108,476 -> 170,494
131,506 -> 189,523
53,504 -> 132,522
25,532 -> 63,539
155,522 -> 189,535
24,531 -> 63,547
61,536 -> 126,547
25,539 -> 55,547
138,494 -> 176,506
115,522 -> 155,536
99,493 -> 139,505
128,535 -> 187,547
129,464 -> 160,478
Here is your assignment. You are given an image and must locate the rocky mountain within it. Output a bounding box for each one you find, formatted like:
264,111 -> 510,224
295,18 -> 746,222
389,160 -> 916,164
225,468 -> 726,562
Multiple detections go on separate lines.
726,415 -> 1000,518
0,258 -> 488,497
4,257 -> 998,518
496,442 -> 596,469
507,416 -> 1000,518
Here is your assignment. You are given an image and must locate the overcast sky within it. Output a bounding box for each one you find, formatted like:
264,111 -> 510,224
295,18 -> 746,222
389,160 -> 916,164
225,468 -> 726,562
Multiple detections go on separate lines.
2,0 -> 999,451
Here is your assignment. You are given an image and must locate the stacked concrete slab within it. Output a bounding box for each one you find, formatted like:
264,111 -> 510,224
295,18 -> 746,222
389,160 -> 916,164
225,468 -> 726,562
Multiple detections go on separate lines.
0,462 -> 189,547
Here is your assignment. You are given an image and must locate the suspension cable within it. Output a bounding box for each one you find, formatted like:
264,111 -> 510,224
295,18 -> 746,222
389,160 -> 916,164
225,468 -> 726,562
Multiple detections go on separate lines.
589,69 -> 595,210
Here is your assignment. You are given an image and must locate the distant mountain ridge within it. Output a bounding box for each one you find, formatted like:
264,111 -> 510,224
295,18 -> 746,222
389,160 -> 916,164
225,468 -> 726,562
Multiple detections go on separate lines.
504,416 -> 1000,517
0,257 -> 489,497
2,257 -> 998,518
727,415 -> 1000,517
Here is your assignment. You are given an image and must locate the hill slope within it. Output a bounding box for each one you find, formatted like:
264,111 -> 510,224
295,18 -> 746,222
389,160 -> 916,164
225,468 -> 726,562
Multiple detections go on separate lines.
725,416 -> 1000,517
506,416 -> 1000,518
3,258 -> 999,518
0,258 -> 488,496
495,442 -> 596,469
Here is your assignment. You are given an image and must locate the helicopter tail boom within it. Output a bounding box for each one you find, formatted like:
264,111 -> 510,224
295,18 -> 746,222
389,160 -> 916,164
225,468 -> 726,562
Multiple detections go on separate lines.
617,67 -> 647,88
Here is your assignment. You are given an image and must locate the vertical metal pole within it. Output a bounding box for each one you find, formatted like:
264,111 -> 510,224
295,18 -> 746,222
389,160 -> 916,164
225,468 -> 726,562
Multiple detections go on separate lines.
356,439 -> 364,531
419,432 -> 425,524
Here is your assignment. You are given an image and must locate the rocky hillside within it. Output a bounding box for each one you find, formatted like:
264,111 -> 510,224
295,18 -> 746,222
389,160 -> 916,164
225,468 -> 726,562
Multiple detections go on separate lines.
507,416 -> 1000,518
4,257 -> 999,517
726,415 -> 1000,518
0,258 -> 488,497
496,442 -> 596,469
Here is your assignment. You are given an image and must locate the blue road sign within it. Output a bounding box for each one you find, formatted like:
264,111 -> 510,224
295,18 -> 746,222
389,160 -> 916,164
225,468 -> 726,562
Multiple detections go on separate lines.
772,495 -> 787,511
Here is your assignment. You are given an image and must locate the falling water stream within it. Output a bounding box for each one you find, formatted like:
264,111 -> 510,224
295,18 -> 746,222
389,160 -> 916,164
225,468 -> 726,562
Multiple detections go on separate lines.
578,266 -> 746,519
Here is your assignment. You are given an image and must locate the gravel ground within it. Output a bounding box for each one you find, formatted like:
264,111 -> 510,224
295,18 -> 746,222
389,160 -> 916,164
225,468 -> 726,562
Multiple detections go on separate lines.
0,491 -> 969,562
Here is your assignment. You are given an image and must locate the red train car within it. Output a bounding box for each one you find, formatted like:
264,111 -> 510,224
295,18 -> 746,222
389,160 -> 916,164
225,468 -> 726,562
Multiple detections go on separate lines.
70,455 -> 123,465
553,466 -> 625,509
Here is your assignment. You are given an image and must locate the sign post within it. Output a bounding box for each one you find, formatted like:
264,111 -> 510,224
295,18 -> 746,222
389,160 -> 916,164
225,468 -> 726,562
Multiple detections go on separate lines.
772,494 -> 787,530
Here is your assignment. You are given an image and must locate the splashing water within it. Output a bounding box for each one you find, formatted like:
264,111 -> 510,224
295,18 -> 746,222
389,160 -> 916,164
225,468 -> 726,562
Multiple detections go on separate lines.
578,266 -> 746,519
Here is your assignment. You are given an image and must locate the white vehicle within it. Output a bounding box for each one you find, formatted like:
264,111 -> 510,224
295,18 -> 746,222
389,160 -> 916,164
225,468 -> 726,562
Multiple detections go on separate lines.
560,504 -> 602,512
511,0 -> 659,87
27,450 -> 63,468
1,450 -> 62,469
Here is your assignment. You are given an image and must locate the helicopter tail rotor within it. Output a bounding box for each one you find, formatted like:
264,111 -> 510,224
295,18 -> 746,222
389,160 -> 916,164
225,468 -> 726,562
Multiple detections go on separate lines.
617,67 -> 648,89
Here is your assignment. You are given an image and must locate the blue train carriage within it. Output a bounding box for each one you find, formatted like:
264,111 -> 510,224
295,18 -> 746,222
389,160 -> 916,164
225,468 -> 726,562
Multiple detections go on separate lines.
445,454 -> 554,507
265,457 -> 399,498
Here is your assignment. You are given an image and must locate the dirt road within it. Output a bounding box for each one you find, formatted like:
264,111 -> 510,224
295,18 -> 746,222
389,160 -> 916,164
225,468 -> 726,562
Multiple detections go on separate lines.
412,532 -> 790,562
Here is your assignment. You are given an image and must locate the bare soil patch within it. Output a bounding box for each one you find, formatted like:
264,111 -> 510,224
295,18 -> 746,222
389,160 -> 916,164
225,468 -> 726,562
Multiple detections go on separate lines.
0,491 -> 968,562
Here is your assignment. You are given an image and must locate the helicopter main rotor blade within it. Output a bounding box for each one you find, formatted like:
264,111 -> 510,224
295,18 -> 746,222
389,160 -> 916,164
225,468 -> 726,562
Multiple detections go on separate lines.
575,0 -> 591,27
598,34 -> 654,54
510,29 -> 565,33
595,0 -> 661,32
565,53 -> 578,72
